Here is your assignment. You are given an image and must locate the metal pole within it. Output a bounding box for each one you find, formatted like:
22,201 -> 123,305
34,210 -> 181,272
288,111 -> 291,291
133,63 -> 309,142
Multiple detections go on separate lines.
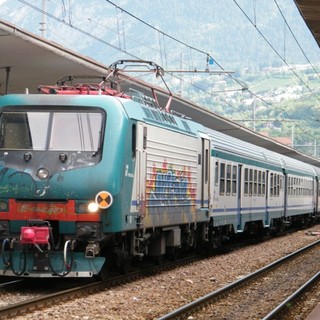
291,123 -> 294,148
40,0 -> 47,38
253,96 -> 256,131
5,66 -> 10,94
179,52 -> 183,96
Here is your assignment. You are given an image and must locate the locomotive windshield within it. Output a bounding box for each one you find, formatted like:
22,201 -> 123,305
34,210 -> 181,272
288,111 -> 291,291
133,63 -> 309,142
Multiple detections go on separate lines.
0,110 -> 103,151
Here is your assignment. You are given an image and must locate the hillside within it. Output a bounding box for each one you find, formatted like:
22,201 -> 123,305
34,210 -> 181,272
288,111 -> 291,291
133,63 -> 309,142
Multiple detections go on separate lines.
205,66 -> 320,157
0,0 -> 320,156
1,0 -> 318,69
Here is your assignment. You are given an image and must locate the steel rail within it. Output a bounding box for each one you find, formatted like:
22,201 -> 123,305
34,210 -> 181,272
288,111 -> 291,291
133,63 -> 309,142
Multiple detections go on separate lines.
0,280 -> 107,319
262,270 -> 320,320
157,239 -> 320,320
0,279 -> 23,288
0,253 -> 201,319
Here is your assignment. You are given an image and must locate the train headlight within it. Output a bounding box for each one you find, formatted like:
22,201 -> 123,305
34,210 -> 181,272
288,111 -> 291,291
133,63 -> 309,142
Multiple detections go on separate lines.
37,167 -> 49,180
88,202 -> 99,213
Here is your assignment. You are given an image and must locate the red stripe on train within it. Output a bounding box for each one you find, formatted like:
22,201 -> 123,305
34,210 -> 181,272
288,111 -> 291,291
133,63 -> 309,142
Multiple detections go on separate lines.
0,199 -> 100,222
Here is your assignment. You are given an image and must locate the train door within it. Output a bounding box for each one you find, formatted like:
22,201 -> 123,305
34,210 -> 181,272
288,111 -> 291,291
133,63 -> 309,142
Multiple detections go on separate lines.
237,165 -> 242,231
265,170 -> 270,225
314,177 -> 318,215
136,122 -> 147,216
283,171 -> 288,219
201,137 -> 210,208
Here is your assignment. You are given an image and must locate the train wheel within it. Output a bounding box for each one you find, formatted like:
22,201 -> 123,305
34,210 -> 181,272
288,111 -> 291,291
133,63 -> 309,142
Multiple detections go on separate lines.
167,247 -> 179,261
153,254 -> 164,265
98,260 -> 110,281
117,250 -> 130,274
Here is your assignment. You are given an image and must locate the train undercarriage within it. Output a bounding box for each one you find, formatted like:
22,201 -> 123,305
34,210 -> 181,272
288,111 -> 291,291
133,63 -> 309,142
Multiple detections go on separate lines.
0,211 -> 317,279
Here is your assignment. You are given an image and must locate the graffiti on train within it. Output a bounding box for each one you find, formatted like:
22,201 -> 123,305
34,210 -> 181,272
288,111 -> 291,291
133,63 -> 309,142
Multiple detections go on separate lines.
146,159 -> 196,209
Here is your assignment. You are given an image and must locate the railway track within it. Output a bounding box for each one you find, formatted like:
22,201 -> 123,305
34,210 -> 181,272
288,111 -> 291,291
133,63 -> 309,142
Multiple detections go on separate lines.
158,239 -> 320,320
263,270 -> 320,319
0,254 -> 201,319
0,279 -> 23,288
1,232 -> 319,319
0,233 -> 267,319
0,279 -> 107,319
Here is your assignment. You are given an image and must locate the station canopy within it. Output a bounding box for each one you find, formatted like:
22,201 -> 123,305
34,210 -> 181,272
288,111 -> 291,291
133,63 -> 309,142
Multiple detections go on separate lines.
295,0 -> 320,47
1,18 -> 320,167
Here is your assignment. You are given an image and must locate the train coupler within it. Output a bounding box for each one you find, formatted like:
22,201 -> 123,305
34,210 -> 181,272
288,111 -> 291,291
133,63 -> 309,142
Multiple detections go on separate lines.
85,242 -> 100,258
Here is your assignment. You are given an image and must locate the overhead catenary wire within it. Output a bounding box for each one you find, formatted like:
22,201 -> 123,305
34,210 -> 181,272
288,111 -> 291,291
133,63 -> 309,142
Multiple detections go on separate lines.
274,0 -> 320,79
104,0 -> 318,127
110,0 -> 320,145
17,0 -> 141,60
233,0 -> 320,104
105,0 -> 216,63
232,0 -> 320,141
15,0 -> 320,149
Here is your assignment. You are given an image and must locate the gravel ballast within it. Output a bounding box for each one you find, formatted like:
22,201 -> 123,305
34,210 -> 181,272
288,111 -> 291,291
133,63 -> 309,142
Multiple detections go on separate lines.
12,226 -> 320,320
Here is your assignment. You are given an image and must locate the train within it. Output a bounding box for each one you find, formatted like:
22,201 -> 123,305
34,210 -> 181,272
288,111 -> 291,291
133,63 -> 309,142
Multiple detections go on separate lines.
0,72 -> 319,279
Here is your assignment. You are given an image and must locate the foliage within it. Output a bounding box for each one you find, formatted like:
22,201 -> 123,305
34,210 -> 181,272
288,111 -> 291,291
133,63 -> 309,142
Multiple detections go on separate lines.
182,65 -> 320,158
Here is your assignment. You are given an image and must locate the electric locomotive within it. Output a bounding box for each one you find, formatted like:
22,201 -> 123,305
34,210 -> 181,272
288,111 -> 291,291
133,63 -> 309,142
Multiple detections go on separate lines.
0,70 -> 318,278
0,73 -> 209,278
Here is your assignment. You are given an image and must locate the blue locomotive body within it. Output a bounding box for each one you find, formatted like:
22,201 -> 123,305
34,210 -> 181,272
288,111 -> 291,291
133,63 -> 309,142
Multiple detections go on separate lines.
0,83 -> 318,278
